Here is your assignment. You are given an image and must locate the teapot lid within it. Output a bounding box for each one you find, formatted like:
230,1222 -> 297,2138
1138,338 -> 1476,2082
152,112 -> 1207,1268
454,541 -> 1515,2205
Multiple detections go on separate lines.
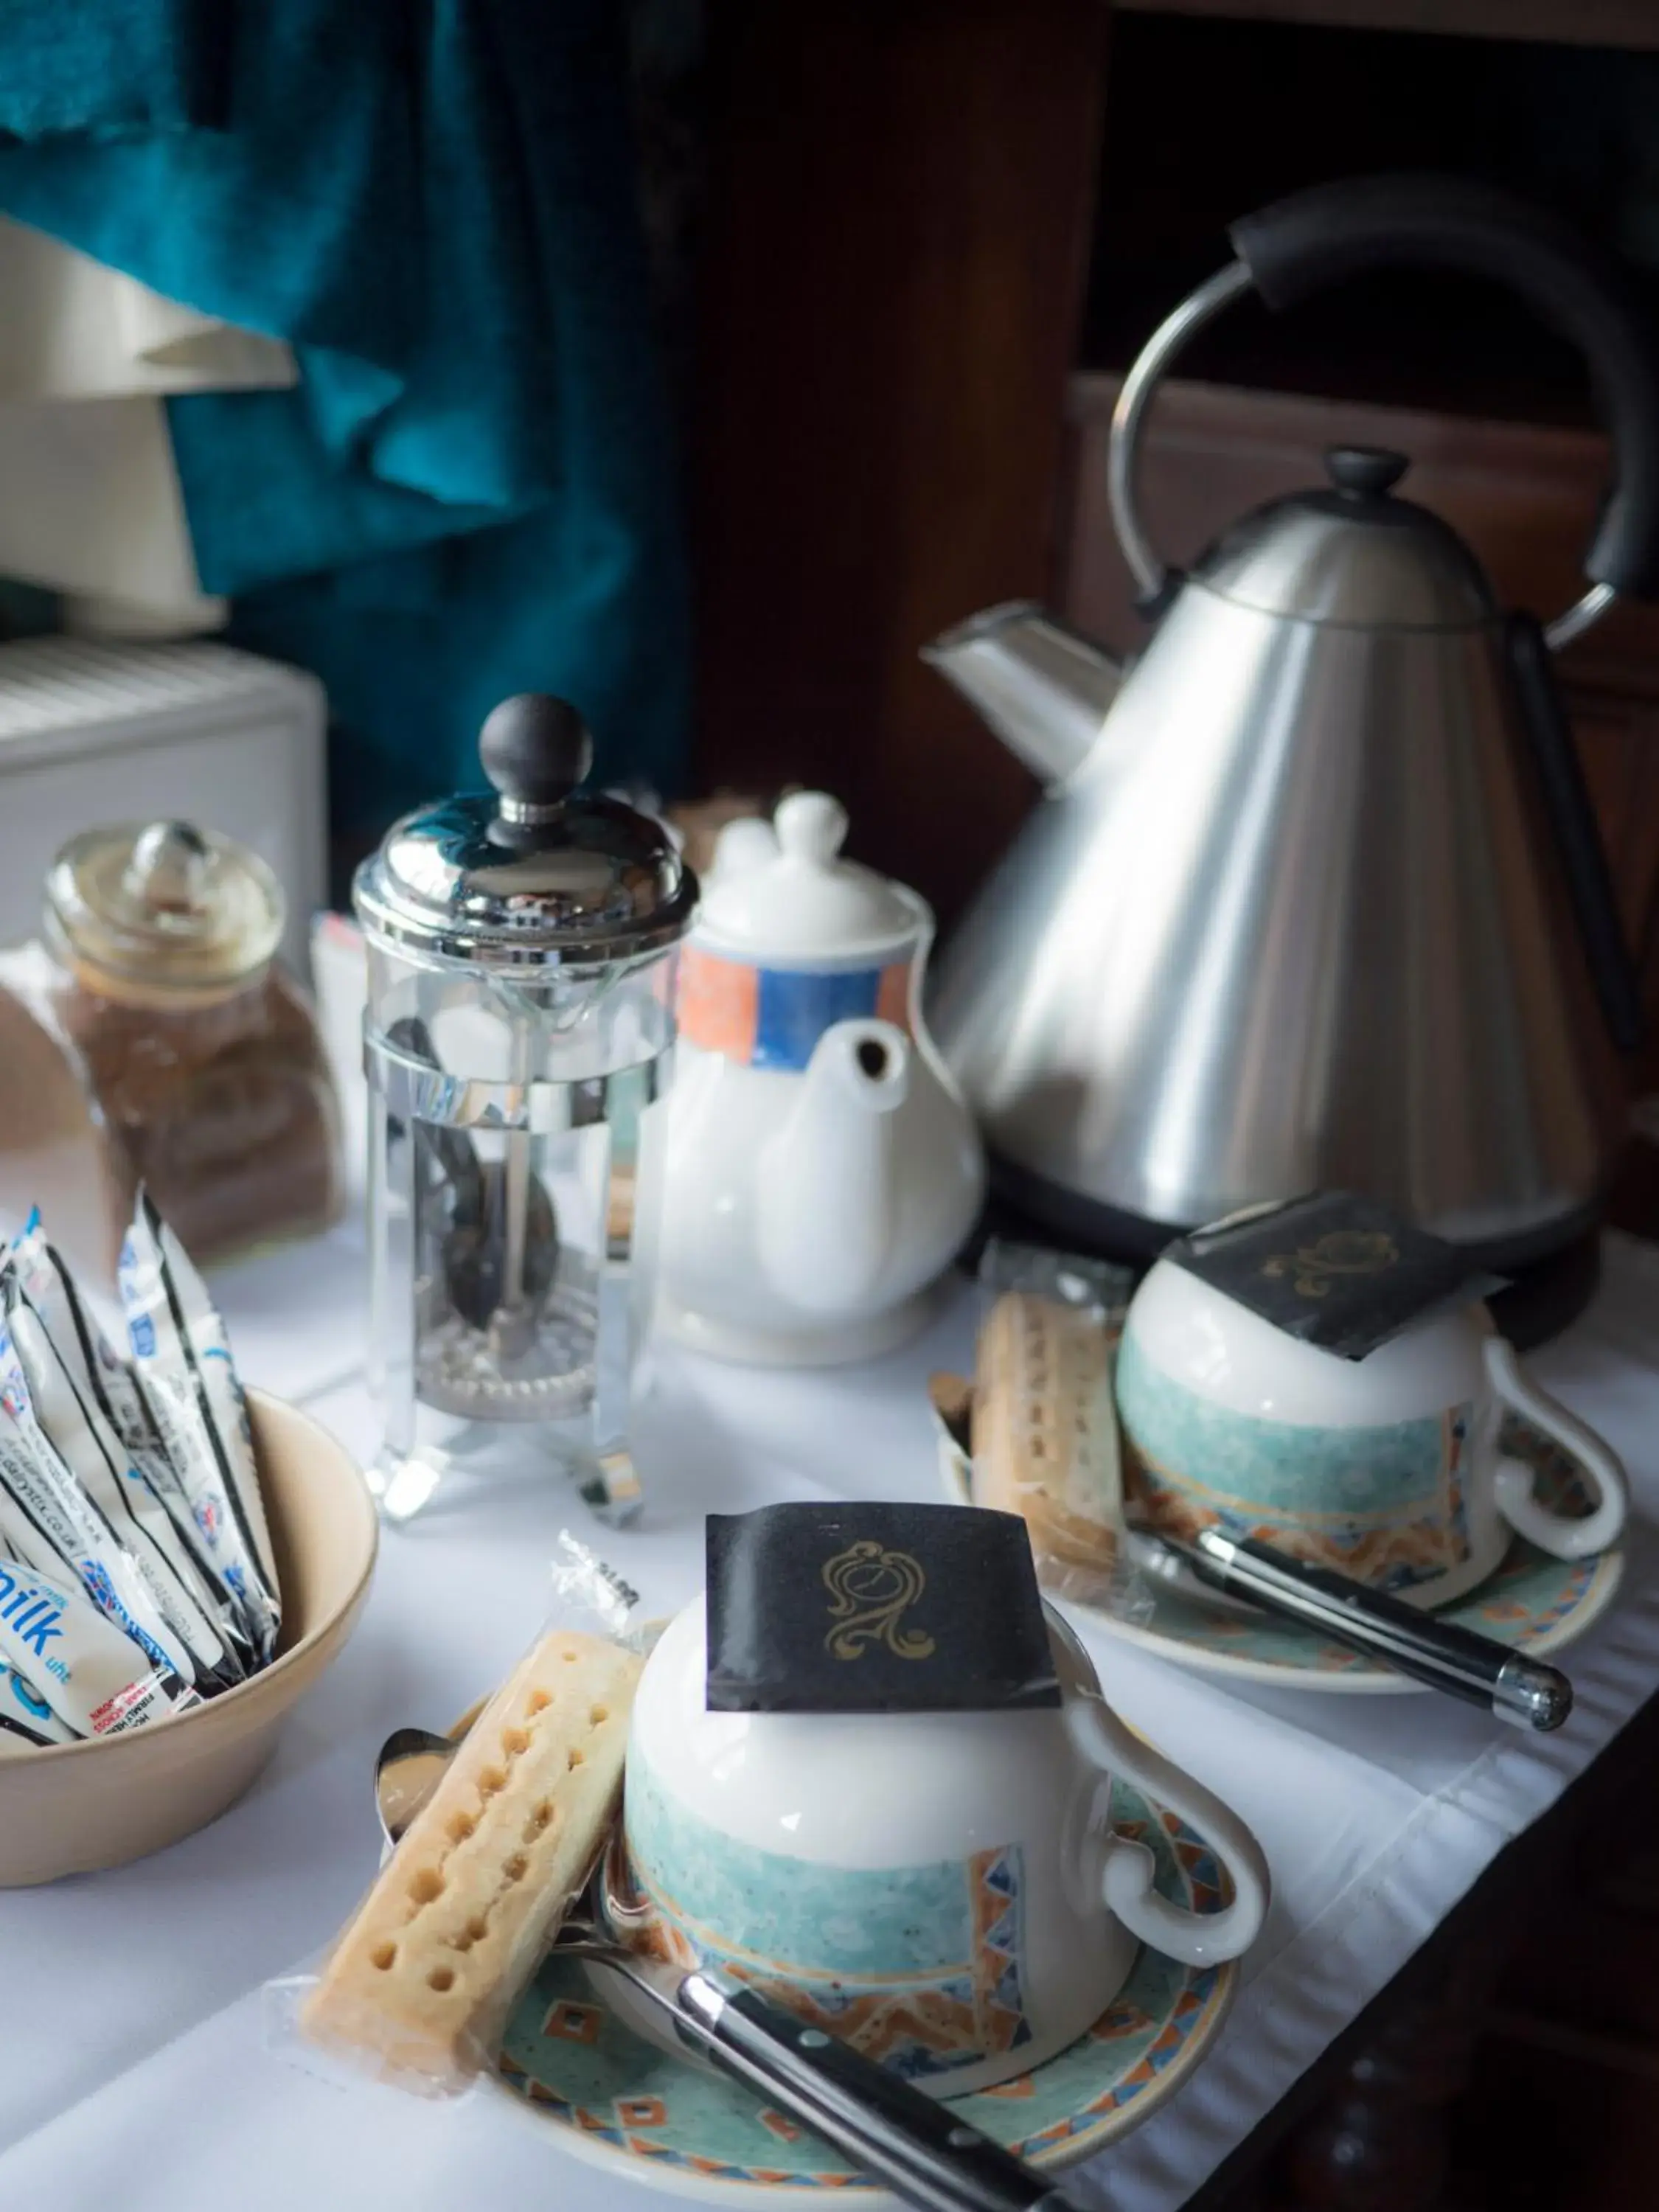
696,793 -> 924,961
352,695 -> 696,967
1194,447 -> 1500,630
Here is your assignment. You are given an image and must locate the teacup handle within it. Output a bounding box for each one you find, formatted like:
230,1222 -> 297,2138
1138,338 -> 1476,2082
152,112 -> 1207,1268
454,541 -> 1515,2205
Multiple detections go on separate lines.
1484,1337 -> 1627,1560
1067,1694 -> 1269,1969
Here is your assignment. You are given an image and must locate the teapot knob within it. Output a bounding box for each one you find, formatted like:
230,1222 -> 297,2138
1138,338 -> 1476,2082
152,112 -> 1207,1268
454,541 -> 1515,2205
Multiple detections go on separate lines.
1324,446 -> 1410,499
479,694 -> 593,824
774,790 -> 848,866
709,815 -> 779,881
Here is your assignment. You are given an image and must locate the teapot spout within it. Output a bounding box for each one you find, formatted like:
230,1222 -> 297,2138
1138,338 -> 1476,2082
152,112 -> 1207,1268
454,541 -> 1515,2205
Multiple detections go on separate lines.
922,600 -> 1121,788
757,1020 -> 908,1315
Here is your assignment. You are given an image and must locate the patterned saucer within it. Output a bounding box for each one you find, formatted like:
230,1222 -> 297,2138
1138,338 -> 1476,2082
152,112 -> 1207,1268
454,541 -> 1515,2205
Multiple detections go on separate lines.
493,1776 -> 1237,2208
938,1416 -> 1624,1694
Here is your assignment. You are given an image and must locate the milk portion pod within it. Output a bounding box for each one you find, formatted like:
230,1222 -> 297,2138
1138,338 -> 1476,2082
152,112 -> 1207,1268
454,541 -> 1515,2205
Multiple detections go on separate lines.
0,1537 -> 195,1738
5,1219 -> 249,1686
0,1279 -> 240,1693
0,1331 -> 200,1685
118,1192 -> 280,1661
93,1340 -> 260,1675
0,1543 -> 79,1745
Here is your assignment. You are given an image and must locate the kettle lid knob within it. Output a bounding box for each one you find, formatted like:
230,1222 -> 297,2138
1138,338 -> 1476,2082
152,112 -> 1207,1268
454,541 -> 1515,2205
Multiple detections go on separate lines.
1324,446 -> 1410,499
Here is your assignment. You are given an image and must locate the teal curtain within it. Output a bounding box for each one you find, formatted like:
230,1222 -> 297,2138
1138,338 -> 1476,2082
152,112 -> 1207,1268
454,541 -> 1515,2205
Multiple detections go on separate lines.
0,0 -> 689,832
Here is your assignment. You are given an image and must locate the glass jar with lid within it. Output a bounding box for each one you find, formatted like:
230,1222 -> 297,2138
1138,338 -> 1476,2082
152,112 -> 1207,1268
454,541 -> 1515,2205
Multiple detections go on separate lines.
41,818 -> 342,1267
352,695 -> 697,1520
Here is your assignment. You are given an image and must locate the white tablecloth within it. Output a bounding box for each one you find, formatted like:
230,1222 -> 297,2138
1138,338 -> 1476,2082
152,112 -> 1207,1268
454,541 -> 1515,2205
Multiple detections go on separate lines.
4,1225 -> 1658,2212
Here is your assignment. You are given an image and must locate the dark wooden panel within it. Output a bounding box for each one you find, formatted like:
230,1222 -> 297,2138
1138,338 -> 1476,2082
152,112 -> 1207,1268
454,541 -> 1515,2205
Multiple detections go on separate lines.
691,0 -> 1109,922
1116,0 -> 1659,47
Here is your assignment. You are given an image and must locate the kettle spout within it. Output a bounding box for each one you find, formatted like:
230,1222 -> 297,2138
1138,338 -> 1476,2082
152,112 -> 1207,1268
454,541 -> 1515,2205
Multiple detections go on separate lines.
922,600 -> 1121,788
757,1020 -> 908,1315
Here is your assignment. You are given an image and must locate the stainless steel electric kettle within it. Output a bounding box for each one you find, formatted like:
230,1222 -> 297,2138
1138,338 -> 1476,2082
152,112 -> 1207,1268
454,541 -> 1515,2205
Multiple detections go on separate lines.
926,176 -> 1657,1279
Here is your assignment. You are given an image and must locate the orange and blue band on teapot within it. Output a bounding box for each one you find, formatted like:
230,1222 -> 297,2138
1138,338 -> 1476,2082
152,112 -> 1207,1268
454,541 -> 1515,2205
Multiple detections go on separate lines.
678,942 -> 912,1071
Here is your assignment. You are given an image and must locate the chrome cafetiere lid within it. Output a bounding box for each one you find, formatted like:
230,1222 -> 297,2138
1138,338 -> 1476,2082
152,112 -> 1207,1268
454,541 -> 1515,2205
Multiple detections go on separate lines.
1194,447 -> 1500,631
353,695 -> 696,965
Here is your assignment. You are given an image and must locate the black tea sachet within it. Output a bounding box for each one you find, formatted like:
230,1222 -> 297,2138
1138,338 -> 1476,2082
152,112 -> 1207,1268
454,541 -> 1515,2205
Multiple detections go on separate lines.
1166,1191 -> 1506,1360
705,1501 -> 1060,1714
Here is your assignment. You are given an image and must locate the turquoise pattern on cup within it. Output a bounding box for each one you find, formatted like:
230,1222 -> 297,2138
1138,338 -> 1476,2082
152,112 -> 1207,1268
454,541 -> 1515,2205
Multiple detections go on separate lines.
624,1753 -> 1031,2080
1116,1331 -> 1473,1590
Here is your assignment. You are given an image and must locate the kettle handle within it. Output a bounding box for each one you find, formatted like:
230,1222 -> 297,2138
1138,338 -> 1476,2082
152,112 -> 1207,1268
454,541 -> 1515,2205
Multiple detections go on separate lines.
1506,613 -> 1644,1053
1111,175 -> 1659,648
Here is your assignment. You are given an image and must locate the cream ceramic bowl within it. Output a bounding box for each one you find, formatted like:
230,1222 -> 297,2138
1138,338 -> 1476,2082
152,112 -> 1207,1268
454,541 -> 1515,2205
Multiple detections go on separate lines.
0,1388 -> 378,1885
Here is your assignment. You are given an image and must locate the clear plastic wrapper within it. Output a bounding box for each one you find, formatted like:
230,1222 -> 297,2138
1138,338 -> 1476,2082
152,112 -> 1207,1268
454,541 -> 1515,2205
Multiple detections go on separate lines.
7,1214 -> 252,1682
549,1528 -> 640,1631
1,1263 -> 240,1692
0,1537 -> 195,1738
975,1234 -> 1135,1325
118,1191 -> 281,1660
269,1537 -> 650,2098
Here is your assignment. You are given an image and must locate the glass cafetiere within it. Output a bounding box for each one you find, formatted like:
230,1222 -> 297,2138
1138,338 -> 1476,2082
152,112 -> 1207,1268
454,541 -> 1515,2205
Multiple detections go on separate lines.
352,695 -> 696,1519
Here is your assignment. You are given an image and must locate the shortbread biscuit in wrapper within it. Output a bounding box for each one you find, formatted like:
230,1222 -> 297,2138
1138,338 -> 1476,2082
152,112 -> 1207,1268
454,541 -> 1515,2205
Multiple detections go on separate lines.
1,1270 -> 240,1693
10,1213 -> 252,1679
302,1629 -> 642,2093
0,1541 -> 194,1737
118,1192 -> 279,1661
972,1292 -> 1123,1583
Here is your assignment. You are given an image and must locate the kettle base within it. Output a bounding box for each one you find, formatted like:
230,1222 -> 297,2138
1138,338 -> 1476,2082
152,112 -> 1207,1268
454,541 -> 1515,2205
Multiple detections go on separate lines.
986,1155 -> 1185,1265
1486,1234 -> 1602,1351
981,1156 -> 1604,1351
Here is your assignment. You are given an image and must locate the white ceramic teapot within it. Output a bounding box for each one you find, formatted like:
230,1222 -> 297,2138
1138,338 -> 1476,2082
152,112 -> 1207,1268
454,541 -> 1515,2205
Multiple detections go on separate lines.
653,793 -> 984,1364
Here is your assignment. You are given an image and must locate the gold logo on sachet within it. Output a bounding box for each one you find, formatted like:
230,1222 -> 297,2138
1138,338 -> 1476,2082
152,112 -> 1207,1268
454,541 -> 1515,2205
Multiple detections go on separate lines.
821,1540 -> 936,1662
1261,1229 -> 1399,1298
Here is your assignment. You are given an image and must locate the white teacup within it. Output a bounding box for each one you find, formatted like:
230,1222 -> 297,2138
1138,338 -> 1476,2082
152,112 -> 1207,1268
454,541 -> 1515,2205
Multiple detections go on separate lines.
619,1596 -> 1268,2094
1117,1257 -> 1627,1606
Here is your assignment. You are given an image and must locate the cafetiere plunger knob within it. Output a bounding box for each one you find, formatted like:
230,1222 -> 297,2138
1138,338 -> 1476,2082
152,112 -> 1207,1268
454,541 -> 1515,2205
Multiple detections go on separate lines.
479,693 -> 594,825
1324,446 -> 1410,499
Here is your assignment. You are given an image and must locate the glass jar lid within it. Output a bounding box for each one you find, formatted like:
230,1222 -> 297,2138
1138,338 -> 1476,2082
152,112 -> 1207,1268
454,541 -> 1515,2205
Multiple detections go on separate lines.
352,695 -> 696,966
44,819 -> 285,996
